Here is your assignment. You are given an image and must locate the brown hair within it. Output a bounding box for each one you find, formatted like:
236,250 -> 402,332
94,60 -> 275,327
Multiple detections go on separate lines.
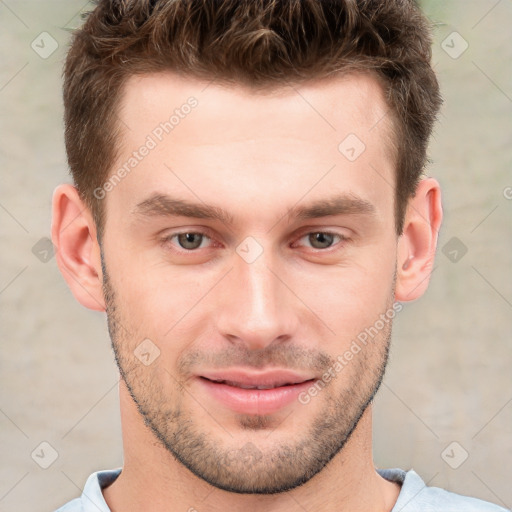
63,0 -> 441,239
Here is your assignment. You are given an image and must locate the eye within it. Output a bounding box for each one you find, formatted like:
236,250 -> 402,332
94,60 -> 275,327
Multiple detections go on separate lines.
296,231 -> 346,250
165,232 -> 212,251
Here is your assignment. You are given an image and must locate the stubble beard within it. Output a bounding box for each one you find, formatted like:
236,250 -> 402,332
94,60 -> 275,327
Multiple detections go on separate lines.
101,253 -> 393,494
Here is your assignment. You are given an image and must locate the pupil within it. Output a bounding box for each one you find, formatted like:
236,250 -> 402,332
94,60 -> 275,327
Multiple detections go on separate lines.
179,233 -> 201,249
310,232 -> 333,249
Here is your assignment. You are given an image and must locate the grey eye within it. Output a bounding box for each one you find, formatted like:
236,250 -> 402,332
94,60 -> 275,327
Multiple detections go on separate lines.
177,233 -> 204,250
308,232 -> 336,249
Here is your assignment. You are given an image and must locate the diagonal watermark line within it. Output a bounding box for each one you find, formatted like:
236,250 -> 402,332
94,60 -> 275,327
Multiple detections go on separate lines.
286,81 -> 337,131
470,205 -> 498,233
61,471 -> 104,512
266,164 -> 336,234
289,493 -> 310,512
472,61 -> 512,103
60,205 -> 88,234
471,266 -> 512,308
472,395 -> 512,439
0,472 -> 29,502
62,379 -> 119,439
265,265 -> 336,336
62,0 -> 94,29
0,62 -> 28,92
471,0 -> 502,29
0,0 -> 29,28
198,485 -> 217,504
369,109 -> 390,132
0,407 -> 29,438
115,111 -> 131,132
0,266 -> 28,296
471,470 -> 509,509
201,76 -> 217,93
405,265 -> 438,299
0,201 -> 29,233
368,163 -> 394,188
383,382 -> 439,439
264,409 -> 294,439
164,267 -> 234,336
164,163 -> 235,235
163,368 -> 234,438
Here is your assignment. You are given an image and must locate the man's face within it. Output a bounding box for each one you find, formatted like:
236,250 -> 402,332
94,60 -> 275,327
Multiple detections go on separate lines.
100,72 -> 399,493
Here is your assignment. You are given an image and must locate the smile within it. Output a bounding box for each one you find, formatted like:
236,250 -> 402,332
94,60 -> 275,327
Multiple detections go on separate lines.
196,369 -> 317,415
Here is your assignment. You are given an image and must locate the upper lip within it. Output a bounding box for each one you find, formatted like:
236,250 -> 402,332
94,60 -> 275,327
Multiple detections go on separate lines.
199,369 -> 316,389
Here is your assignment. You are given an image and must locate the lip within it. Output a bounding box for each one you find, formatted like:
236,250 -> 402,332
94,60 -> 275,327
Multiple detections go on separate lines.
197,369 -> 316,415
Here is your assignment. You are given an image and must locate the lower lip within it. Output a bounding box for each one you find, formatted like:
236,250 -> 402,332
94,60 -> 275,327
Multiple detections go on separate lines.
197,377 -> 315,415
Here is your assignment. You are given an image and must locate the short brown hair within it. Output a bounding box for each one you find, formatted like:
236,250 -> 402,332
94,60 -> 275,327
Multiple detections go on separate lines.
63,0 -> 441,239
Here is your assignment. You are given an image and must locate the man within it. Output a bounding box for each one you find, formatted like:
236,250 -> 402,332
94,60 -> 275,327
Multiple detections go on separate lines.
52,1 -> 507,511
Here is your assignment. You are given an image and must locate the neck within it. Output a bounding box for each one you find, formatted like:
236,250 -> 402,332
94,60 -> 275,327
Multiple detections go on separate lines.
103,383 -> 400,512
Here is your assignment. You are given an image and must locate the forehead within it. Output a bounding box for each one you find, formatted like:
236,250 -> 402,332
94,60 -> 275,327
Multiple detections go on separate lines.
106,71 -> 396,231
119,71 -> 394,145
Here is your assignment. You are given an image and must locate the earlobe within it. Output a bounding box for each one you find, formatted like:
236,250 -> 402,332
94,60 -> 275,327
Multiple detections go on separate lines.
51,184 -> 106,312
395,178 -> 443,302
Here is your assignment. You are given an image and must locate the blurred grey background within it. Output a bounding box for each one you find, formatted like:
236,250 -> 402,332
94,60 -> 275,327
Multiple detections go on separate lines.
1,1 -> 511,511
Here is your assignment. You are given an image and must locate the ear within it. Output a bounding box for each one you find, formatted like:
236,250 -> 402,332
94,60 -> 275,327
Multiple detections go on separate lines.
51,184 -> 105,311
395,177 -> 443,302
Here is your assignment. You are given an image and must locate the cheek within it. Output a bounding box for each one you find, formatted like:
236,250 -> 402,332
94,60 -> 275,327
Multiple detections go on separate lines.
125,280 -> 179,335
113,255 -> 211,346
303,253 -> 396,344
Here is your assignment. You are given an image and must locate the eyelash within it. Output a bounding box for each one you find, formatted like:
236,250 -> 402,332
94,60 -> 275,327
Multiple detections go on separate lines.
161,229 -> 348,254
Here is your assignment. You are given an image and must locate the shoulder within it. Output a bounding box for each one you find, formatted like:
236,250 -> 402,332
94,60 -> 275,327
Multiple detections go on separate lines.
53,469 -> 122,512
378,468 -> 509,512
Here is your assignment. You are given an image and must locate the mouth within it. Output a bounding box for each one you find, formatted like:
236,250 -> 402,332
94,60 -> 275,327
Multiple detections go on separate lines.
199,377 -> 314,390
196,369 -> 317,415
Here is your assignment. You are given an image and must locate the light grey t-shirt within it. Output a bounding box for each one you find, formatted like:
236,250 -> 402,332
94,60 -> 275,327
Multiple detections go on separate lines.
55,467 -> 509,511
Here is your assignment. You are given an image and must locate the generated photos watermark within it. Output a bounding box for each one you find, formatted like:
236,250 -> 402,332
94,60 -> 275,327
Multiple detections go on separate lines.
298,302 -> 403,405
93,96 -> 198,200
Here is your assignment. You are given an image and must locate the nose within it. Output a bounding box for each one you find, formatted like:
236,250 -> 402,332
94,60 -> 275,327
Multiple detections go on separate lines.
215,246 -> 298,351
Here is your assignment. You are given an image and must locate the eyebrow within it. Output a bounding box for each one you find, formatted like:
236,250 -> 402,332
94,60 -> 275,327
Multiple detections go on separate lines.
132,192 -> 375,225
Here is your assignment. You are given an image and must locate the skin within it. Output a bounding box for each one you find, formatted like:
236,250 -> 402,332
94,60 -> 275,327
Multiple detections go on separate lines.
52,71 -> 442,512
